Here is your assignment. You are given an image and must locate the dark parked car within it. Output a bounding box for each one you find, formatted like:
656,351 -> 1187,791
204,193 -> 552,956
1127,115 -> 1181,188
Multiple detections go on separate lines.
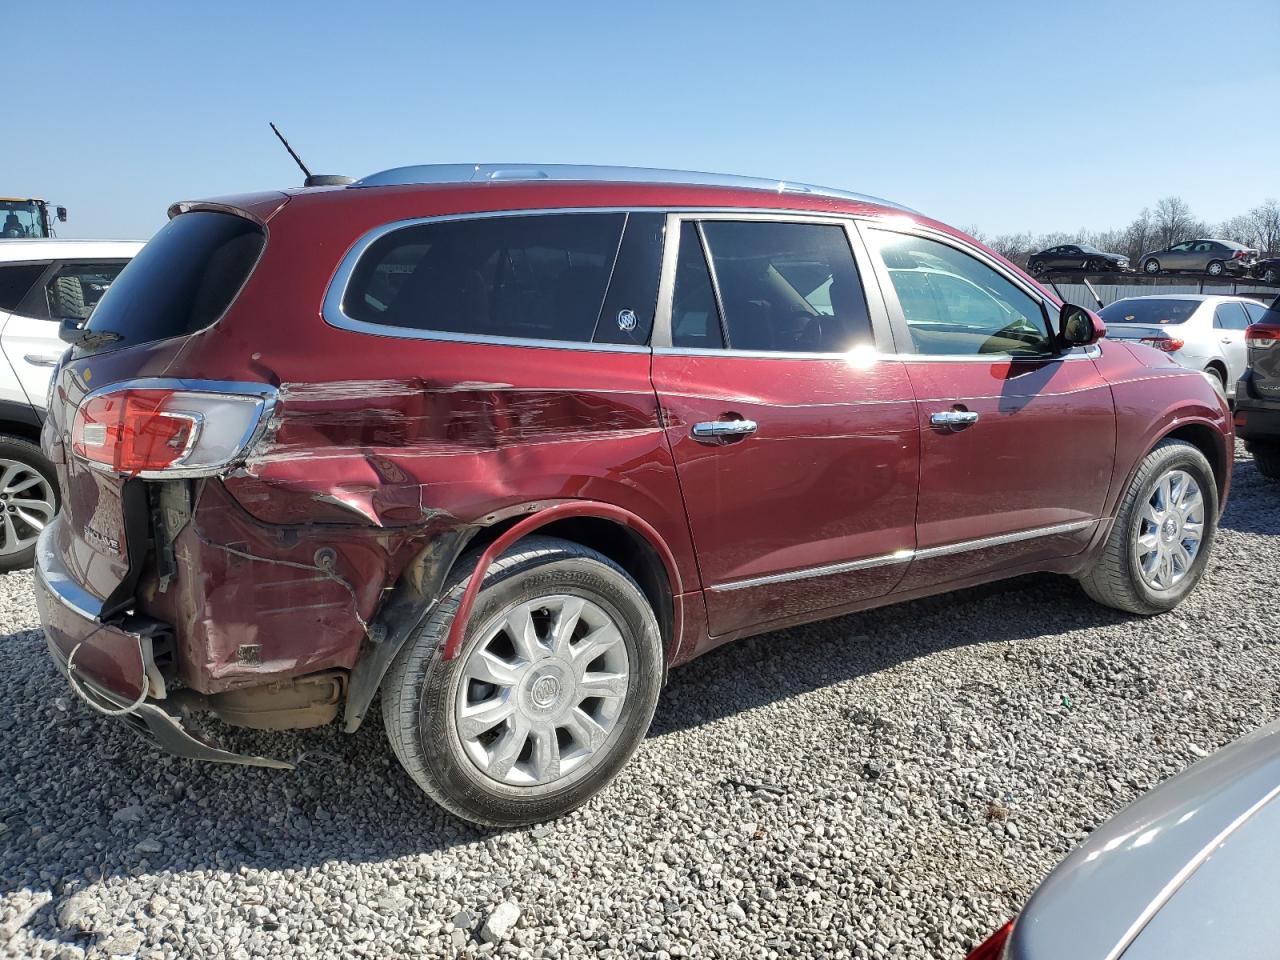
1140,238 -> 1258,277
1028,243 -> 1129,276
33,164 -> 1233,826
1235,299 -> 1280,479
1250,256 -> 1280,285
967,720 -> 1280,960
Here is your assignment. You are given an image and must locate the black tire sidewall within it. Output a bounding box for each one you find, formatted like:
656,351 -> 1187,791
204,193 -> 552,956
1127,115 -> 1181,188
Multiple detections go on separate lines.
412,551 -> 662,825
1122,446 -> 1218,610
0,435 -> 59,573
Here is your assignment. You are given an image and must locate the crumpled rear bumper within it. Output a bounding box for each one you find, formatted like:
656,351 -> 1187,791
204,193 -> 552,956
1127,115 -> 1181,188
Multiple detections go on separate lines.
34,522 -> 292,770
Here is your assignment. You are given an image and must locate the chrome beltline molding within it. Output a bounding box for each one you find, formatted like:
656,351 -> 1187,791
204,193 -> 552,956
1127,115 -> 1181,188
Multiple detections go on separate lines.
710,519 -> 1096,593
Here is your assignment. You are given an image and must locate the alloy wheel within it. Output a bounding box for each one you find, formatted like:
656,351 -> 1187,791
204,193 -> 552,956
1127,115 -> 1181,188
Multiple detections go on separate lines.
455,594 -> 630,787
1135,468 -> 1204,591
0,458 -> 55,558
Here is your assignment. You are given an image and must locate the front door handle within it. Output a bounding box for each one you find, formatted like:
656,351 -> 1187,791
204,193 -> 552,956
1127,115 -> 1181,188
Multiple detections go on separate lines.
23,354 -> 61,367
930,410 -> 980,429
692,418 -> 758,441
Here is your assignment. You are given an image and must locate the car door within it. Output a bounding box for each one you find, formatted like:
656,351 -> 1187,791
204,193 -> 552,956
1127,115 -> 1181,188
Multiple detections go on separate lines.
0,259 -> 130,411
1213,300 -> 1250,389
1165,241 -> 1194,270
860,223 -> 1116,592
649,214 -> 919,641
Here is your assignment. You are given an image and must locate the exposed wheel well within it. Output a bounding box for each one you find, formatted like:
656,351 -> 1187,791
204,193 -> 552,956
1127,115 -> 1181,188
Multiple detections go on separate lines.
1163,423 -> 1228,504
1204,360 -> 1227,381
466,514 -> 676,662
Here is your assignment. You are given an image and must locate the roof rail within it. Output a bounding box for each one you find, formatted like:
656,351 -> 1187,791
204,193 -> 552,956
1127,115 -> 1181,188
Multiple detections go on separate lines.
353,163 -> 913,211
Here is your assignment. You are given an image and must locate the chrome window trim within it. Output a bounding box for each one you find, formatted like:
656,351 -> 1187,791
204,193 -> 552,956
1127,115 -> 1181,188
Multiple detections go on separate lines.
709,519 -> 1096,593
323,206 -> 903,354
69,378 -> 278,480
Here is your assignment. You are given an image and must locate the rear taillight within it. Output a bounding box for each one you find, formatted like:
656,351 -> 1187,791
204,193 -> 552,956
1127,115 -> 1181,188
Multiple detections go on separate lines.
71,381 -> 275,478
1234,250 -> 1246,259
1246,324 -> 1280,347
966,921 -> 1014,960
1139,336 -> 1185,352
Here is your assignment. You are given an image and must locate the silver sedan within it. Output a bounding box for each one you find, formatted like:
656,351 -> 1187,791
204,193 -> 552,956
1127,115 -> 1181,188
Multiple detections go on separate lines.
1099,295 -> 1270,399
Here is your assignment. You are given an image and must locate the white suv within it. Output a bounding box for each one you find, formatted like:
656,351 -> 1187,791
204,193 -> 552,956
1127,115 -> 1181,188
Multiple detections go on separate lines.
0,239 -> 142,569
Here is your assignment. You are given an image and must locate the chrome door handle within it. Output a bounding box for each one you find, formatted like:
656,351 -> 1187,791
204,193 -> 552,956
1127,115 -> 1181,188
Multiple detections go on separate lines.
692,419 -> 758,440
23,354 -> 61,367
930,410 -> 980,428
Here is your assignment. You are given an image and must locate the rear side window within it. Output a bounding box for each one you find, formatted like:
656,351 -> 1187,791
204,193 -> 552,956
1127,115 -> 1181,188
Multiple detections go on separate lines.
84,212 -> 265,351
1099,299 -> 1200,326
0,262 -> 46,312
343,213 -> 629,344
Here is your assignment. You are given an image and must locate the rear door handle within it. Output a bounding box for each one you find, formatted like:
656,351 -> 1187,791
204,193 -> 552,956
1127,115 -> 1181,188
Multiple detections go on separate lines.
692,419 -> 758,441
930,410 -> 980,429
23,354 -> 61,367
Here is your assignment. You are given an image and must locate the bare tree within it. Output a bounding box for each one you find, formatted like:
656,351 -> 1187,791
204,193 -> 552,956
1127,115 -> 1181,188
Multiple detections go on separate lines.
1153,196 -> 1197,248
990,232 -> 1034,265
1123,208 -> 1155,264
1216,215 -> 1257,248
1249,199 -> 1280,255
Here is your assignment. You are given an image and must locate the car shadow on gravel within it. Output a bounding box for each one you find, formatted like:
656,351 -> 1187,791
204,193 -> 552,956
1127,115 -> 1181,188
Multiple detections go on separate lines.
648,573 -> 1132,738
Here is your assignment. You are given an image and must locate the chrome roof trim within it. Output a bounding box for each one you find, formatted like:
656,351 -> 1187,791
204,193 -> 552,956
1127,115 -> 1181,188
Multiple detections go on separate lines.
354,163 -> 914,212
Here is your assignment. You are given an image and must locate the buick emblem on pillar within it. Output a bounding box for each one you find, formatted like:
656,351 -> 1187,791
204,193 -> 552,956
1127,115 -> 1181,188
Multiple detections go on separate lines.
616,308 -> 637,332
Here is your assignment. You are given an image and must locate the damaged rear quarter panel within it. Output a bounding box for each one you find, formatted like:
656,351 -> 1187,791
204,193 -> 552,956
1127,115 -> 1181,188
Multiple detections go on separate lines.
144,195 -> 702,691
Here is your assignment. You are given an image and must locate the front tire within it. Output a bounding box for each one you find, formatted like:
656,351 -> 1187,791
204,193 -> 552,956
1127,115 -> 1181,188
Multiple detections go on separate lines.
382,536 -> 663,827
1253,443 -> 1280,481
1079,439 -> 1218,615
0,436 -> 59,573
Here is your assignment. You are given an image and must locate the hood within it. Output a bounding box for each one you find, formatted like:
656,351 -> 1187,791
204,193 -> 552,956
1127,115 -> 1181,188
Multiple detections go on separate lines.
1008,721 -> 1280,960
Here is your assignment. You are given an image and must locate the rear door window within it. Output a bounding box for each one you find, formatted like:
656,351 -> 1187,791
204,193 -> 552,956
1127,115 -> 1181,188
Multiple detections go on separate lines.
1214,302 -> 1250,330
696,220 -> 873,353
83,211 -> 265,352
342,213 -> 631,345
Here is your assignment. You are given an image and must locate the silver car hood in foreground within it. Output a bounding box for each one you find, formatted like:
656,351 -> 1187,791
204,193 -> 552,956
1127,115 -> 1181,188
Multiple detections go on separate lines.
1008,721 -> 1280,960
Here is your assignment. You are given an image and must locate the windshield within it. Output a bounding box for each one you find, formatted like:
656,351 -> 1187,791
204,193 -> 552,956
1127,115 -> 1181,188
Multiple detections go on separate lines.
0,200 -> 48,239
1099,298 -> 1200,325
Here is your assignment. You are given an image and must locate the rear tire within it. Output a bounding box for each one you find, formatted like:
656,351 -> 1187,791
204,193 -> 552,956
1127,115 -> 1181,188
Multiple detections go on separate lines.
381,535 -> 663,827
1078,439 -> 1218,615
1207,260 -> 1225,278
1253,443 -> 1280,481
1265,267 -> 1279,285
0,436 -> 59,573
1143,258 -> 1161,275
1204,365 -> 1228,400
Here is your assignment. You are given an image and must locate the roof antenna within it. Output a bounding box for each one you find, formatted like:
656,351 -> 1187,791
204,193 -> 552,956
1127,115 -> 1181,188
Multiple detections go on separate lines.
269,123 -> 354,187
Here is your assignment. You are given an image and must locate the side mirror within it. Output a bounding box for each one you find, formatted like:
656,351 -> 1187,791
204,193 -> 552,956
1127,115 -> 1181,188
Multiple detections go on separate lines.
56,206 -> 68,222
1059,303 -> 1106,347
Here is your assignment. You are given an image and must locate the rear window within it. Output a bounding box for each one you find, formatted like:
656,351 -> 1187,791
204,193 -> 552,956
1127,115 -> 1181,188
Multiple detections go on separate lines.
84,211 -> 265,351
342,213 -> 628,344
1099,299 -> 1200,326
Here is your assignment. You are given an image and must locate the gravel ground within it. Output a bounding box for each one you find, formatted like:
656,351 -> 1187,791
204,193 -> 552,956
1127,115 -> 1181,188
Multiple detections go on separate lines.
2,443 -> 1278,960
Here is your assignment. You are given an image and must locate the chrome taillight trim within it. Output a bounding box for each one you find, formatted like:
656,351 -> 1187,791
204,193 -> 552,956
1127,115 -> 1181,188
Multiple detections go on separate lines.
69,378 -> 278,479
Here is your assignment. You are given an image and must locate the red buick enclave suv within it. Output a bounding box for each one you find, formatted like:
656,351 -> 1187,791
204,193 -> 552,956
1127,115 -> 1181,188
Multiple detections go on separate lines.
33,165 -> 1232,825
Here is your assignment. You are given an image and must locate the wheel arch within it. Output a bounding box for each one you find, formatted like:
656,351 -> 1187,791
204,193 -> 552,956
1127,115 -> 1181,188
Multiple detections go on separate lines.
343,500 -> 682,732
1157,420 -> 1230,508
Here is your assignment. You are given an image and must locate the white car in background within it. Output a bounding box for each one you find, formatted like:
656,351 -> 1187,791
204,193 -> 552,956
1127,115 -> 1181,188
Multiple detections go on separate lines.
1098,294 -> 1271,399
0,239 -> 142,570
